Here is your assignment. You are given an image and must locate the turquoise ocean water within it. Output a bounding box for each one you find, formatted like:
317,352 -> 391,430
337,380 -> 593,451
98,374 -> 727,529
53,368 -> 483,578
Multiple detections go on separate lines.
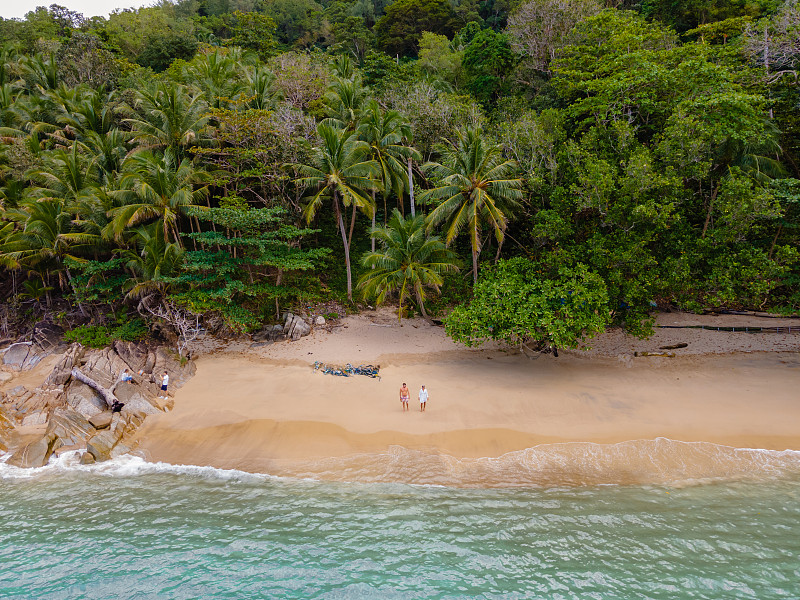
1,443 -> 800,599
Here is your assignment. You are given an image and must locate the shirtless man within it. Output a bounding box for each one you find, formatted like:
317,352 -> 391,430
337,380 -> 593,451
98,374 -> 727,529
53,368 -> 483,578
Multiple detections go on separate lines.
399,383 -> 410,411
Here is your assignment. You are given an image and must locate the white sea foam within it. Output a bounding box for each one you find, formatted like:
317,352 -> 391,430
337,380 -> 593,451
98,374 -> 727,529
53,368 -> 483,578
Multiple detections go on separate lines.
2,438 -> 800,487
0,450 -> 280,483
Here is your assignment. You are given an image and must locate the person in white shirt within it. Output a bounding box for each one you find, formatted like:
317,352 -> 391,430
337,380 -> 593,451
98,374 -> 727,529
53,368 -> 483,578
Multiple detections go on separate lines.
160,371 -> 169,399
419,385 -> 428,412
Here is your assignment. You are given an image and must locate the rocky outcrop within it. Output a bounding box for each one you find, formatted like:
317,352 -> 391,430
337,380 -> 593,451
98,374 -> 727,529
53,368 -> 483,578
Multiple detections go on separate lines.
2,343 -> 32,369
65,380 -> 107,418
0,340 -> 196,467
284,313 -> 311,341
1,322 -> 65,372
86,411 -> 146,462
88,412 -> 112,430
5,432 -> 63,468
0,406 -> 15,452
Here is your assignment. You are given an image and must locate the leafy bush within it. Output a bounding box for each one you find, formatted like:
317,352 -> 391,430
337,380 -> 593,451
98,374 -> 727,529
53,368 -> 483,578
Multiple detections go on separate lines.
64,318 -> 149,348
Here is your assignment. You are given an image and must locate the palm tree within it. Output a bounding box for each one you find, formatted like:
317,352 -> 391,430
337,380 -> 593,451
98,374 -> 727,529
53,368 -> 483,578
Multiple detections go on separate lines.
2,198 -> 100,310
124,82 -> 210,156
245,65 -> 280,110
357,100 -> 422,250
119,224 -> 184,300
421,126 -> 523,285
108,150 -> 209,247
28,143 -> 99,206
358,209 -> 460,320
184,48 -> 249,110
293,122 -> 379,301
322,76 -> 369,132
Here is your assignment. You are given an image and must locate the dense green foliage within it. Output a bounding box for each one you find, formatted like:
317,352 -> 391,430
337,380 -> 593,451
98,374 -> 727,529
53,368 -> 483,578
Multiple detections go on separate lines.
1,0 -> 799,350
446,257 -> 610,350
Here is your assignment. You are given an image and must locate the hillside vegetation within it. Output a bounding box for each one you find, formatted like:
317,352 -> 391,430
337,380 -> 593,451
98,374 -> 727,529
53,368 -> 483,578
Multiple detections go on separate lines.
0,0 -> 798,350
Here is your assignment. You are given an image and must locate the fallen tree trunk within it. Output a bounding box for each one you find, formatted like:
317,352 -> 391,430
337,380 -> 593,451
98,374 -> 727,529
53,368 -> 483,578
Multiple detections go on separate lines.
70,368 -> 118,408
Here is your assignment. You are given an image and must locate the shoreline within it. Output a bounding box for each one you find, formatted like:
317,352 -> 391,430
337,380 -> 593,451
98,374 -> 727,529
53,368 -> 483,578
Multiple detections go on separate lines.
4,308 -> 800,484
133,308 -> 800,483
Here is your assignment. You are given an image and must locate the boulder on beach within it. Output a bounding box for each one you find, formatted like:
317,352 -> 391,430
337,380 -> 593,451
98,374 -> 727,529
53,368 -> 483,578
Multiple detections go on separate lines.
2,343 -> 31,369
46,409 -> 95,447
284,313 -> 311,340
89,411 -> 113,430
86,429 -> 117,462
5,432 -> 63,468
65,380 -> 107,418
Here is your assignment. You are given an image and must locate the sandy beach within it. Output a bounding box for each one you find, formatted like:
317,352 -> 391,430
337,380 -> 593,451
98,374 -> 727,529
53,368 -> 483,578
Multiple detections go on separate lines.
132,309 -> 800,481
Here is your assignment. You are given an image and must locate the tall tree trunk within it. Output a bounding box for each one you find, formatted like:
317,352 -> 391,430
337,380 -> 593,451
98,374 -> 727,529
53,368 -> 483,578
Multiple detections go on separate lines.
495,235 -> 505,263
701,180 -> 721,238
472,247 -> 479,287
64,266 -> 87,317
371,189 -> 376,253
408,157 -> 415,217
335,195 -> 353,301
414,283 -> 429,320
275,268 -> 283,319
348,202 -> 357,250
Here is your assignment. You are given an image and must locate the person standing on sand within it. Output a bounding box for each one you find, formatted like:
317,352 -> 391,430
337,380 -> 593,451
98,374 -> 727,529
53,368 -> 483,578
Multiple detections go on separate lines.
160,371 -> 169,399
400,383 -> 410,411
419,385 -> 428,412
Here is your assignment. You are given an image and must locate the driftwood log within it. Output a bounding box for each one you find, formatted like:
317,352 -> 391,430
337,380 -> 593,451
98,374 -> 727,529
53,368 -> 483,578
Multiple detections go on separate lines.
70,367 -> 118,408
659,342 -> 688,350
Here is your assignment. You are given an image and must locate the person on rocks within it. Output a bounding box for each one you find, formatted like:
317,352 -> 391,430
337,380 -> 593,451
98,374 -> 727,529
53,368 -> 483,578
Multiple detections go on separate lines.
419,385 -> 428,412
160,371 -> 169,399
399,382 -> 410,411
120,369 -> 133,383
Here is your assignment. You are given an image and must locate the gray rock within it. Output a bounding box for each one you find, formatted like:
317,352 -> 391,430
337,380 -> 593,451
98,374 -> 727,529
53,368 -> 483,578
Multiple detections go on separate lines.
79,451 -> 95,465
21,411 -> 48,427
284,313 -> 311,340
6,385 -> 28,399
314,316 -> 326,326
46,409 -> 95,447
2,343 -> 30,368
88,411 -> 113,430
43,345 -> 85,387
115,385 -> 160,415
6,433 -> 63,468
65,380 -> 107,418
86,430 -> 116,462
32,322 -> 63,350
0,371 -> 12,385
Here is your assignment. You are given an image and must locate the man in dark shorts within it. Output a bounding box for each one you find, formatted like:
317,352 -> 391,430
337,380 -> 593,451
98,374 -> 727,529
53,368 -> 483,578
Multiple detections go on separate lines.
160,371 -> 169,399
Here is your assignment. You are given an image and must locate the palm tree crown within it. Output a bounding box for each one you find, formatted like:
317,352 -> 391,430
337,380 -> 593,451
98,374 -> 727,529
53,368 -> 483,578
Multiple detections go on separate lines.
358,209 -> 460,320
421,126 -> 523,284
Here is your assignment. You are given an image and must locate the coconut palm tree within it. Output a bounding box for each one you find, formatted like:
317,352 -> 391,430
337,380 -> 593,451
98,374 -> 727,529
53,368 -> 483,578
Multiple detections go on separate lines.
322,76 -> 369,132
124,82 -> 210,156
119,224 -> 184,300
358,209 -> 460,320
357,100 -> 421,250
421,126 -> 523,285
108,150 -> 209,247
244,64 -> 280,110
184,48 -> 249,110
292,122 -> 379,301
1,198 -> 100,309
